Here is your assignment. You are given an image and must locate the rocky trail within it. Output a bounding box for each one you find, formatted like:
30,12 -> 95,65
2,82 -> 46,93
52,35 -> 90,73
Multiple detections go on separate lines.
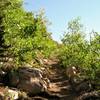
0,47 -> 78,100
47,64 -> 77,100
32,60 -> 100,100
0,53 -> 99,100
32,60 -> 78,100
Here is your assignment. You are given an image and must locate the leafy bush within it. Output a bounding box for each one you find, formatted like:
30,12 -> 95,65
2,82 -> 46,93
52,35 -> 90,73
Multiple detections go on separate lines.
59,18 -> 100,80
0,0 -> 57,67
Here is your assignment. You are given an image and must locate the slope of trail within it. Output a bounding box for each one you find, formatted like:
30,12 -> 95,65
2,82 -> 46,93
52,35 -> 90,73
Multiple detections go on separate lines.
0,53 -> 78,100
46,60 -> 78,100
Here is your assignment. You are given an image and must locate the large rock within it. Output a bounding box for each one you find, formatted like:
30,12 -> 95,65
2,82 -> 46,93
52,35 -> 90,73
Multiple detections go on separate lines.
75,80 -> 92,93
18,67 -> 43,79
8,67 -> 49,95
17,78 -> 47,95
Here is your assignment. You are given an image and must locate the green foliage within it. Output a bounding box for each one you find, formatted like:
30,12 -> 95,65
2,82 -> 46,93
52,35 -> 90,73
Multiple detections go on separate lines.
59,18 -> 100,80
0,0 -> 57,66
60,18 -> 86,67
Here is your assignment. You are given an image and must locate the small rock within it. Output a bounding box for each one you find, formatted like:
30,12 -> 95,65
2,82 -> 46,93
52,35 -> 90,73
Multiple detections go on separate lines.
7,89 -> 19,100
0,87 -> 19,100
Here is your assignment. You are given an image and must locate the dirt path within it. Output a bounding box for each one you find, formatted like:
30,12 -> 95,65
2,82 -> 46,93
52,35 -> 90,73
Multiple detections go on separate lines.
33,60 -> 78,100
46,61 -> 78,100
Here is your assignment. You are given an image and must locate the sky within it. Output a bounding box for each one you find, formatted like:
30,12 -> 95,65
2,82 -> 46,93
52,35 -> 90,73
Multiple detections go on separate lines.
23,0 -> 100,42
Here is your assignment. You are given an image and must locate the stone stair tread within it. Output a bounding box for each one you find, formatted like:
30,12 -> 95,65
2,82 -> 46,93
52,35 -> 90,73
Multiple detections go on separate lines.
46,62 -> 78,100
